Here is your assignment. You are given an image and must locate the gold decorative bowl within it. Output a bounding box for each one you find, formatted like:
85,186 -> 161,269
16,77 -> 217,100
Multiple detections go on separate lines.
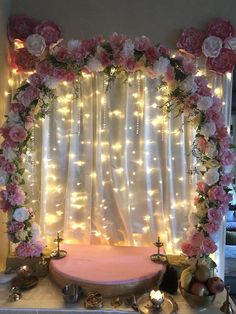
179,285 -> 215,308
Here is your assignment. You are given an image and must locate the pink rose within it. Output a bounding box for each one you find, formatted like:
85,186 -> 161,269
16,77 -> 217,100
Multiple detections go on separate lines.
10,102 -> 25,113
207,19 -> 234,40
198,136 -> 207,153
177,27 -> 206,56
220,173 -> 234,186
34,20 -> 61,45
220,150 -> 235,166
99,51 -> 112,67
1,140 -> 17,149
195,76 -> 212,96
0,125 -> 10,139
16,241 -> 44,257
112,51 -> 124,66
7,221 -> 24,234
208,208 -> 223,223
10,48 -> 37,72
24,115 -> 34,131
7,15 -> 36,42
181,241 -> 201,257
197,181 -> 209,194
28,73 -> 42,88
208,186 -> 226,202
201,237 -> 217,254
109,32 -> 126,51
207,48 -> 236,74
203,222 -> 220,234
206,108 -> 225,130
165,65 -> 175,82
54,47 -> 70,62
218,203 -> 229,214
188,229 -> 204,247
145,46 -> 158,64
17,86 -> 40,107
8,188 -> 25,206
224,193 -> 233,204
72,46 -> 89,63
36,60 -> 54,77
134,35 -> 151,51
182,60 -> 196,74
1,159 -> 16,173
9,125 -> 27,143
124,57 -> 138,72
52,68 -> 75,82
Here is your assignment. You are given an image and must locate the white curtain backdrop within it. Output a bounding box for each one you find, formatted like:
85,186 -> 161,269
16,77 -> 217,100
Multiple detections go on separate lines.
10,58 -> 232,278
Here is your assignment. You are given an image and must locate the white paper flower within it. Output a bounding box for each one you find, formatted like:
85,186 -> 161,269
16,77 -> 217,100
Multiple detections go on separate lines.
0,169 -> 7,185
205,140 -> 218,158
67,39 -> 81,51
3,148 -> 16,162
200,121 -> 216,138
224,36 -> 236,52
180,76 -> 198,94
204,168 -> 219,185
43,76 -> 60,89
153,57 -> 170,76
202,36 -> 222,58
31,222 -> 41,241
87,57 -> 104,72
197,96 -> 213,111
26,34 -> 46,57
122,39 -> 134,57
13,207 -> 30,222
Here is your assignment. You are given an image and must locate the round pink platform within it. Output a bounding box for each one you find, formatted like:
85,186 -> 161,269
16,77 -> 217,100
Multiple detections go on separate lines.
50,244 -> 165,297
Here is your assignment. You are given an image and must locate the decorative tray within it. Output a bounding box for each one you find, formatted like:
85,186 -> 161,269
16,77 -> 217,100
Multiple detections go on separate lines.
137,292 -> 178,314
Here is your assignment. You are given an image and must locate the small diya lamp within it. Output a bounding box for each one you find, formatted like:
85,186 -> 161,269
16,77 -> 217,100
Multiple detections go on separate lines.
149,290 -> 164,311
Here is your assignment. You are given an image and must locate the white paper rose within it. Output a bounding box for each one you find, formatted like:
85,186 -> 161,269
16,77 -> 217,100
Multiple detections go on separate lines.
26,34 -> 46,57
43,76 -> 60,89
13,207 -> 30,222
122,39 -> 134,57
224,36 -> 236,52
180,76 -> 198,94
87,57 -> 104,72
197,96 -> 213,111
67,39 -> 81,51
200,121 -> 216,138
31,222 -> 41,241
205,140 -> 218,158
202,36 -> 222,58
204,168 -> 219,185
0,170 -> 7,185
153,57 -> 170,76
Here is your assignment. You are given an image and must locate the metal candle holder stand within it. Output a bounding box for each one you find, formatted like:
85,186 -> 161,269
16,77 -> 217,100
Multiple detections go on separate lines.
50,232 -> 67,259
220,285 -> 235,314
150,236 -> 167,263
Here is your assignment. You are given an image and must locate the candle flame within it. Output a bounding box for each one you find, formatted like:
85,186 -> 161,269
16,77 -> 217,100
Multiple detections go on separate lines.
150,290 -> 164,301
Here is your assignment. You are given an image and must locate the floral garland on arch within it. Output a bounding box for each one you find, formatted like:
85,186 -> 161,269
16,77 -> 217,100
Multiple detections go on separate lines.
0,15 -> 235,258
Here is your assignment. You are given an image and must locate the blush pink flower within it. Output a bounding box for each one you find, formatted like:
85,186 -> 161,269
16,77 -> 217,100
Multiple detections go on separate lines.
188,229 -> 204,247
206,108 -> 225,129
208,208 -> 223,223
198,136 -> 207,152
195,76 -> 212,96
52,68 -> 75,82
208,186 -> 226,202
24,115 -> 34,131
99,51 -> 112,67
34,20 -> 61,45
10,48 -> 37,72
1,160 -> 16,173
218,203 -> 229,214
165,65 -> 175,82
181,241 -> 201,257
134,35 -> 151,51
7,15 -> 36,42
220,150 -> 235,166
8,188 -> 25,206
177,27 -> 206,56
28,73 -> 42,88
145,46 -> 158,64
124,57 -> 138,72
224,193 -> 233,204
207,19 -> 234,40
54,47 -> 70,62
36,60 -> 54,77
203,222 -> 220,234
1,140 -> 17,149
9,125 -> 27,143
197,181 -> 209,194
109,32 -> 126,51
10,102 -> 25,113
207,48 -> 236,74
7,221 -> 24,234
17,86 -> 40,107
201,237 -> 217,254
220,173 -> 234,186
16,241 -> 44,257
182,60 -> 197,74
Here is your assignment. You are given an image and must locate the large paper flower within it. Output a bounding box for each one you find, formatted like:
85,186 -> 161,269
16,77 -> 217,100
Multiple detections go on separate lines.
34,20 -> 61,45
10,48 -> 37,72
177,27 -> 206,56
202,36 -> 222,58
7,15 -> 36,42
13,207 -> 29,222
207,18 -> 234,40
207,48 -> 236,74
26,34 -> 46,56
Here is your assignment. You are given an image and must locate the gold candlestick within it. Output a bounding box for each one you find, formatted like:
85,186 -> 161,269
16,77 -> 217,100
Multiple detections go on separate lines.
150,236 -> 167,263
50,231 -> 67,259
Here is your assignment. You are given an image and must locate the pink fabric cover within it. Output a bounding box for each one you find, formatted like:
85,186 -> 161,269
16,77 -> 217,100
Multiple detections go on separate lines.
50,244 -> 165,285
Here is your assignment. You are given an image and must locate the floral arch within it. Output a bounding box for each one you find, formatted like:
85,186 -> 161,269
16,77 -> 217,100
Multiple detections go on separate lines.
0,15 -> 235,261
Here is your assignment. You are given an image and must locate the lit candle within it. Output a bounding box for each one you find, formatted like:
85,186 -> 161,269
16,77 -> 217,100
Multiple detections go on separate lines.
150,290 -> 164,309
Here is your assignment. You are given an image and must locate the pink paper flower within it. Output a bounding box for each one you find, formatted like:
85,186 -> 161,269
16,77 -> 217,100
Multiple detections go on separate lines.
17,86 -> 40,107
220,150 -> 235,166
109,32 -> 126,51
1,159 -> 16,173
7,15 -> 36,42
197,136 -> 207,152
181,241 -> 201,257
99,51 -> 112,67
197,181 -> 209,194
203,222 -> 220,234
182,60 -> 197,74
52,68 -> 75,82
36,60 -> 54,77
195,76 -> 212,96
206,108 -> 225,130
10,102 -> 25,113
201,237 -> 217,254
145,46 -> 158,64
16,241 -> 44,257
28,73 -> 42,88
8,188 -> 25,206
124,57 -> 138,72
165,65 -> 175,82
177,27 -> 206,56
9,125 -> 27,143
218,203 -> 229,215
10,48 -> 37,72
134,35 -> 151,51
208,208 -> 223,223
207,19 -> 234,40
34,20 -> 61,45
24,115 -> 34,131
207,48 -> 236,74
188,229 -> 204,247
208,186 -> 226,202
220,173 -> 234,186
54,47 -> 70,62
7,221 -> 24,234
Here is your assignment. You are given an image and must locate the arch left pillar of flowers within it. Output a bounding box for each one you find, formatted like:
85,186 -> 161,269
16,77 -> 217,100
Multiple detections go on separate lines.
0,14 -> 235,259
